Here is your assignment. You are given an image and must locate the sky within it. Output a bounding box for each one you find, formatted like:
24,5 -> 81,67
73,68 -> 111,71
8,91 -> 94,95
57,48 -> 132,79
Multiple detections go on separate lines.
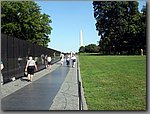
36,0 -> 147,53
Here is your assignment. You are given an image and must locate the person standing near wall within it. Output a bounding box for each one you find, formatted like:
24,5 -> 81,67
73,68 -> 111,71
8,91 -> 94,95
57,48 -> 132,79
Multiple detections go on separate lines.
41,54 -> 45,64
60,53 -> 64,65
47,55 -> 52,70
1,61 -> 4,85
45,55 -> 48,68
25,56 -> 38,82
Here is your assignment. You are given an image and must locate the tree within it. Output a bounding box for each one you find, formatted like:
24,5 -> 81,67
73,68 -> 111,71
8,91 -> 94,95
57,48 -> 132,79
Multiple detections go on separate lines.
1,1 -> 52,47
85,44 -> 99,53
137,5 -> 146,54
79,44 -> 99,53
93,1 -> 130,54
79,46 -> 85,53
93,1 -> 146,55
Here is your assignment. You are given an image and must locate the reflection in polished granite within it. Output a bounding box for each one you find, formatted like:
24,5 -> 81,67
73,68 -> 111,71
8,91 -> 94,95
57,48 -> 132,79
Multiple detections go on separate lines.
1,66 -> 70,111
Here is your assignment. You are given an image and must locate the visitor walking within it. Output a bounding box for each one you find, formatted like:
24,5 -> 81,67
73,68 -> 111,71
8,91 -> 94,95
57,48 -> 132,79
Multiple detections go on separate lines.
60,53 -> 64,65
25,56 -> 38,82
71,54 -> 76,67
45,55 -> 48,68
66,53 -> 71,67
47,56 -> 52,70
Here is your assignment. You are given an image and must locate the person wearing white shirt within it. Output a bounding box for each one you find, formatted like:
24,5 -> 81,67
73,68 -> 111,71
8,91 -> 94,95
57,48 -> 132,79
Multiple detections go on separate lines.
60,53 -> 64,65
71,54 -> 76,67
47,56 -> 52,70
25,56 -> 38,82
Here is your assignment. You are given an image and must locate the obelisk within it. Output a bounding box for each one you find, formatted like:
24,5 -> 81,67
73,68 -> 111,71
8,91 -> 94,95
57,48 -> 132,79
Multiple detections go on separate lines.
80,30 -> 83,47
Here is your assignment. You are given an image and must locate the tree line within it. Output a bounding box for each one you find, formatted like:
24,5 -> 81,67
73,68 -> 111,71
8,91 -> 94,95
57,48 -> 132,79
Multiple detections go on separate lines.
1,1 -> 52,47
79,44 -> 99,53
93,1 -> 146,55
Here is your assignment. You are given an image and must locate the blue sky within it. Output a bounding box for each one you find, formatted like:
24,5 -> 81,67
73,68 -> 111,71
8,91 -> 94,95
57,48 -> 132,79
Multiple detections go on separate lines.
36,0 -> 147,53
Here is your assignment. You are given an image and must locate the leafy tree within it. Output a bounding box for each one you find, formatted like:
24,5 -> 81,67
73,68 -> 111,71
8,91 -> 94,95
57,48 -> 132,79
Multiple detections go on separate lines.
137,5 -> 146,54
93,1 -> 129,54
93,1 -> 146,55
79,46 -> 85,53
85,44 -> 99,53
79,44 -> 99,53
1,1 -> 52,47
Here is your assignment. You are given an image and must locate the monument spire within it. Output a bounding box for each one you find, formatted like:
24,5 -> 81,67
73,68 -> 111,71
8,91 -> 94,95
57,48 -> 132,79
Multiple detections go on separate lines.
80,30 -> 83,47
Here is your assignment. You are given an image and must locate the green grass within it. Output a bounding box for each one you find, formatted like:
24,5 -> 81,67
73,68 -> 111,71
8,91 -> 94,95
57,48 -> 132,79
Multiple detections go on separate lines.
79,53 -> 146,110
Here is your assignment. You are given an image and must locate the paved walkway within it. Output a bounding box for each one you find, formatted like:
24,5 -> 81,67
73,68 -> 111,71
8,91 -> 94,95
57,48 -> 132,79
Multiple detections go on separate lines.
1,60 -> 87,110
49,63 -> 78,110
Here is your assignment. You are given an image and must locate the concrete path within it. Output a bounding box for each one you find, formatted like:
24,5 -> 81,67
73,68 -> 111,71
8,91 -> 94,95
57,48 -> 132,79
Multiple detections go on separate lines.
49,64 -> 79,110
1,60 -> 87,111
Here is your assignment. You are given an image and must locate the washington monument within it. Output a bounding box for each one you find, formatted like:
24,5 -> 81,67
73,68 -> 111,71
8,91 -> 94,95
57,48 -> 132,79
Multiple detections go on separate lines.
80,30 -> 83,47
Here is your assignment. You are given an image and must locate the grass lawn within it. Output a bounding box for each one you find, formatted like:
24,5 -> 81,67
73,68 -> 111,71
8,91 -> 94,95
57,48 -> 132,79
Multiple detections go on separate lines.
79,53 -> 146,110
